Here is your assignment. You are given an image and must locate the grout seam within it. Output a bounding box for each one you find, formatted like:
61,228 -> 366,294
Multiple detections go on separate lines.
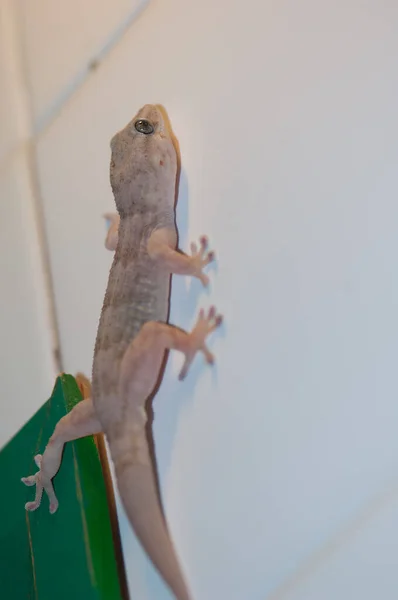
6,0 -> 63,373
32,0 -> 150,137
265,478 -> 398,599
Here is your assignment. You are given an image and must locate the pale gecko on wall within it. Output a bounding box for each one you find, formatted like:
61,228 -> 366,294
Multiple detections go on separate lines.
22,105 -> 222,600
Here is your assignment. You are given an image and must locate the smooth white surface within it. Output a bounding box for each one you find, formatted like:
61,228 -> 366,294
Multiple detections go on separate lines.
0,1 -> 56,448
0,0 -> 29,161
3,0 -> 398,598
272,482 -> 398,600
0,152 -> 56,447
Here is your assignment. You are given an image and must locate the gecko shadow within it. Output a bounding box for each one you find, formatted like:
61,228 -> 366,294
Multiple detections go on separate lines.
144,165 -> 221,524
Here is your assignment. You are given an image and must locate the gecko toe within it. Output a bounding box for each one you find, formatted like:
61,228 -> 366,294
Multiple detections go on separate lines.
21,475 -> 37,487
206,251 -> 215,264
200,235 -> 208,250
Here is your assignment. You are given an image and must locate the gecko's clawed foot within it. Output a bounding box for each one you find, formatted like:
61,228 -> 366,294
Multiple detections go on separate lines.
103,212 -> 119,224
103,212 -> 120,251
21,454 -> 59,514
190,236 -> 215,287
178,306 -> 223,380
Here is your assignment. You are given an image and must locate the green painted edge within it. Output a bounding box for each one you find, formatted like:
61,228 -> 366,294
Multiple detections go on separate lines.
0,373 -> 127,599
59,373 -> 125,600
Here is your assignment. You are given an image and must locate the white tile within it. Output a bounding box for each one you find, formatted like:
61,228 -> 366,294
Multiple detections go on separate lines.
0,152 -> 56,448
17,0 -> 149,130
0,1 -> 29,162
270,485 -> 398,600
34,0 -> 398,598
34,83 -> 120,380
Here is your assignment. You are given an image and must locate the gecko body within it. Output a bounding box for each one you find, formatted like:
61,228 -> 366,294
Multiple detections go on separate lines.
22,105 -> 222,600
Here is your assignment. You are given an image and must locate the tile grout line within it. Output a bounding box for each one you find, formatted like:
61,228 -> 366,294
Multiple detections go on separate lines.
3,0 -> 151,375
6,0 -> 64,373
0,0 -> 149,170
0,0 -> 151,377
265,477 -> 398,600
33,0 -> 150,138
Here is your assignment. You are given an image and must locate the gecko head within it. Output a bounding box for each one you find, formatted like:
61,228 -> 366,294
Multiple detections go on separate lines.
109,104 -> 179,217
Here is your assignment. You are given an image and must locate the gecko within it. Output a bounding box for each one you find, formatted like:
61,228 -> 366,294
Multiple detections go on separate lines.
22,104 -> 222,600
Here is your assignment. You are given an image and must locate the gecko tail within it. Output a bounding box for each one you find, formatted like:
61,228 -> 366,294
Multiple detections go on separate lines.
115,460 -> 192,600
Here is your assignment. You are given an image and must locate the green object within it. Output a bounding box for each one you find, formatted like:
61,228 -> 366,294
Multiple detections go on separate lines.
0,374 -> 127,599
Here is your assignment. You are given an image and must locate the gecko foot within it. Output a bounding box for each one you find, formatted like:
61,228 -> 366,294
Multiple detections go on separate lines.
103,212 -> 120,227
103,212 -> 120,251
190,236 -> 215,287
22,454 -> 59,514
178,306 -> 223,380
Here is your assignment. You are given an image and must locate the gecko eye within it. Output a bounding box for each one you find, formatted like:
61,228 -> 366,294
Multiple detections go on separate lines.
134,119 -> 154,135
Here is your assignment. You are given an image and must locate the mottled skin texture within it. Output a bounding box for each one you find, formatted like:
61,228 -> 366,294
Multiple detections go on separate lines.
22,105 -> 222,600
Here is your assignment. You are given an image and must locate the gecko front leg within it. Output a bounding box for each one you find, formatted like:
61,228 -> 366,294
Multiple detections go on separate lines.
103,212 -> 120,251
148,228 -> 215,286
22,398 -> 102,513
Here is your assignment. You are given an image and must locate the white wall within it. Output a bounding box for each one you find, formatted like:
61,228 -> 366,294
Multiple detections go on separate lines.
2,1 -> 398,599
0,0 -> 57,446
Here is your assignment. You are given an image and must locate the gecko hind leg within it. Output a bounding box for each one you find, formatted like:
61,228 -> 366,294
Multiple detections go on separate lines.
103,307 -> 222,600
22,397 -> 102,514
120,305 -> 223,389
